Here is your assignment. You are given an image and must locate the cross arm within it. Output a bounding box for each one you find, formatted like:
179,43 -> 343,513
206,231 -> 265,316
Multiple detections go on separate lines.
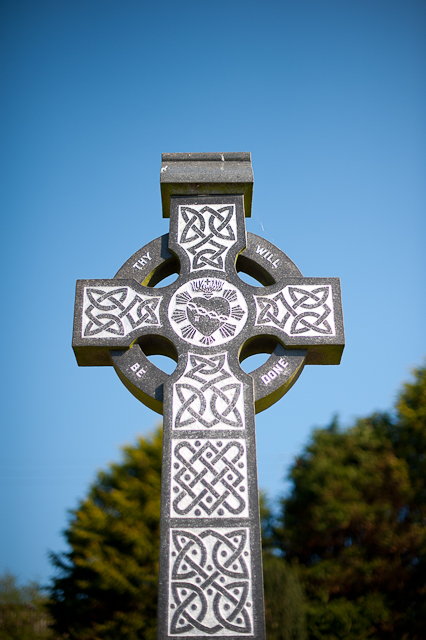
252,277 -> 344,365
72,279 -> 164,366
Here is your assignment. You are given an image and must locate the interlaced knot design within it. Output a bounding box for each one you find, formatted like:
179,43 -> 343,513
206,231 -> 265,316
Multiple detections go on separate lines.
173,354 -> 244,430
169,528 -> 252,635
178,205 -> 237,271
83,287 -> 161,337
171,439 -> 248,518
255,285 -> 335,336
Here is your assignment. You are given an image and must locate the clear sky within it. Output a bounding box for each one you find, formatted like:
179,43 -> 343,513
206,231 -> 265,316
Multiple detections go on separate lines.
1,0 -> 425,585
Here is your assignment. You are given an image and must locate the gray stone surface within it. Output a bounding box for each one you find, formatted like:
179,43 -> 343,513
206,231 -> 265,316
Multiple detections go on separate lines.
160,153 -> 254,218
72,153 -> 345,639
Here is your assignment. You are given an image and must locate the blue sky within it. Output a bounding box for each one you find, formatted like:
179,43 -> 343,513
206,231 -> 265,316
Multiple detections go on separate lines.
1,0 -> 425,584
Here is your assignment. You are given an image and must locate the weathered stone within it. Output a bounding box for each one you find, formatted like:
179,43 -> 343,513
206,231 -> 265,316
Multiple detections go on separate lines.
72,154 -> 345,639
160,152 -> 254,218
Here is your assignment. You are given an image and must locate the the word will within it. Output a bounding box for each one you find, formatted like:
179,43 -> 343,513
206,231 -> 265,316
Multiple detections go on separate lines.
255,246 -> 280,269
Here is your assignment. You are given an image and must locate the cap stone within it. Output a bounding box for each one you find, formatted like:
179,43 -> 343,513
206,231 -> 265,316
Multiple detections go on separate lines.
160,152 -> 254,217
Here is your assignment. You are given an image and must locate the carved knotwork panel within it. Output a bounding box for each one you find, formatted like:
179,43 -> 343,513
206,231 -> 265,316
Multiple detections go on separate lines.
170,438 -> 248,518
81,286 -> 161,338
177,204 -> 238,272
168,527 -> 253,636
254,285 -> 336,336
172,353 -> 245,431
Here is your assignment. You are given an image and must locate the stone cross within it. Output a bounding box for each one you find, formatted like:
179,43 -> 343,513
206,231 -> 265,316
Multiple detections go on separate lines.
73,152 -> 344,639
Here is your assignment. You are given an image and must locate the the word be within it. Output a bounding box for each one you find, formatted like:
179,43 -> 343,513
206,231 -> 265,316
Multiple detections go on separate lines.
130,362 -> 146,378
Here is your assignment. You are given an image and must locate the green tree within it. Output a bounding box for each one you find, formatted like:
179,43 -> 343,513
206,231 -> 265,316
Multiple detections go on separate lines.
263,555 -> 307,640
385,362 -> 426,636
261,493 -> 307,640
274,362 -> 426,640
48,427 -> 162,640
0,571 -> 53,640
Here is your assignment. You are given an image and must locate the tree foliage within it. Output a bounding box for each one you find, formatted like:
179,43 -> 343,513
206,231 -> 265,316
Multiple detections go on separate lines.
48,427 -> 162,640
274,362 -> 426,639
261,492 -> 307,639
0,571 -> 53,640
263,555 -> 307,640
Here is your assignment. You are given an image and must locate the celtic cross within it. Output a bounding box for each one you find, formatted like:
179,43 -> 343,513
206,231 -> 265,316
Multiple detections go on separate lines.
73,152 -> 344,639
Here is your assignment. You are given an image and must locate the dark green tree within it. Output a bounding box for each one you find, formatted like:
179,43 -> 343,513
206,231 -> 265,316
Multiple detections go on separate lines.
263,555 -> 307,640
48,427 -> 162,640
261,493 -> 307,640
385,361 -> 426,636
274,362 -> 426,640
0,571 -> 53,640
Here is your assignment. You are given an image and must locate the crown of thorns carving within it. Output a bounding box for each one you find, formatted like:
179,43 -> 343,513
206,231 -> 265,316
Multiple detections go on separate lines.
191,278 -> 224,297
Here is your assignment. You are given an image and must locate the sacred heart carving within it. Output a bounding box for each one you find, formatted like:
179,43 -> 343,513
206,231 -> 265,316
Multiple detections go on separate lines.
186,297 -> 231,337
169,278 -> 248,347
